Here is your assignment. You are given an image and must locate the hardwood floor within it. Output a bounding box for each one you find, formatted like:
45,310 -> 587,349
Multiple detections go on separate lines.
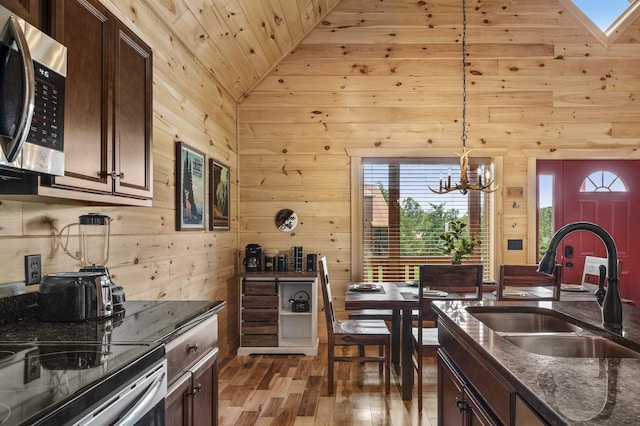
218,344 -> 438,425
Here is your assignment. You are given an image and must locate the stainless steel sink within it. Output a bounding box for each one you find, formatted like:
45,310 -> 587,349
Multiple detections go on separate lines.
502,334 -> 640,358
468,310 -> 582,333
466,307 -> 640,358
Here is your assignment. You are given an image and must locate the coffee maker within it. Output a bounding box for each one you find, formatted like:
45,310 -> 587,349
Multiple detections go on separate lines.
244,244 -> 262,272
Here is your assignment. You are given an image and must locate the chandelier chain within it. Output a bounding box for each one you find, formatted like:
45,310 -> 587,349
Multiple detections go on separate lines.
428,0 -> 498,195
461,0 -> 467,148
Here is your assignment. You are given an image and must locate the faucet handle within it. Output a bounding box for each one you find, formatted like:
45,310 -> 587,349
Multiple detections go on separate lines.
594,264 -> 607,306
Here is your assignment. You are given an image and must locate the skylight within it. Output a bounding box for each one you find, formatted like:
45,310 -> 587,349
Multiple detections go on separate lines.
572,0 -> 634,32
560,0 -> 640,45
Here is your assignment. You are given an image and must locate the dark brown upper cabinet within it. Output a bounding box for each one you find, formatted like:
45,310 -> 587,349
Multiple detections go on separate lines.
43,0 -> 153,205
0,0 -> 46,29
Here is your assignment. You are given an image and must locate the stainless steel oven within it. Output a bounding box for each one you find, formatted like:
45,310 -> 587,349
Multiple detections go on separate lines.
71,358 -> 167,426
0,4 -> 66,177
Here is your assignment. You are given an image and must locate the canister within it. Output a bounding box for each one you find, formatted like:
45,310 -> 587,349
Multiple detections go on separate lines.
264,256 -> 275,271
277,254 -> 288,272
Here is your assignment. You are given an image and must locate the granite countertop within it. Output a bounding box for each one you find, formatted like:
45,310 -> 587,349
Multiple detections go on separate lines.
0,294 -> 225,425
433,299 -> 640,425
0,293 -> 226,344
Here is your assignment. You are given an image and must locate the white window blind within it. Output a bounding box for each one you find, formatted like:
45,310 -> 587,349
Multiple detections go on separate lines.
362,158 -> 492,282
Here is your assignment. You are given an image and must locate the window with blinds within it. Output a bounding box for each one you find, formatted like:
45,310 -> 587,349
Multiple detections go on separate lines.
362,157 -> 492,282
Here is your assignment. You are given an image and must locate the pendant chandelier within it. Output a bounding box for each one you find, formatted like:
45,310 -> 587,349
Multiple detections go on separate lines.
430,0 -> 497,195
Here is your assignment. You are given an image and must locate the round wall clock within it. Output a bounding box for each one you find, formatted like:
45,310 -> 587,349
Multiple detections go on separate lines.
275,209 -> 298,232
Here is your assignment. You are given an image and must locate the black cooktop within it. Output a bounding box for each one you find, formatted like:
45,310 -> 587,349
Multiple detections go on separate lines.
0,296 -> 224,425
0,340 -> 163,426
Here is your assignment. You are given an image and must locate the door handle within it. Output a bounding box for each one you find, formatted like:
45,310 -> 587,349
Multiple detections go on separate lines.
564,245 -> 574,259
2,16 -> 35,162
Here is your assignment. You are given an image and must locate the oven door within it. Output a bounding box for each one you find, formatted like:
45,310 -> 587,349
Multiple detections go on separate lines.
72,359 -> 167,426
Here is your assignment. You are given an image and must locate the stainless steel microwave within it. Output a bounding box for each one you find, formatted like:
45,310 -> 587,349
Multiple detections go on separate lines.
0,5 -> 66,177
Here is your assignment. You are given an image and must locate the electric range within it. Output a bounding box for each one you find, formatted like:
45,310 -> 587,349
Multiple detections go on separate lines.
0,297 -> 225,425
0,338 -> 164,425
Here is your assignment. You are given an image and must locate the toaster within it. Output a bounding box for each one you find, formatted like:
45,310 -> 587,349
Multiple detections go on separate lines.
38,272 -> 114,322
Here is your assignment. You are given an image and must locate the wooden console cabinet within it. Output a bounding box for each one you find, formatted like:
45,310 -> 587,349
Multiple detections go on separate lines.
238,273 -> 318,356
165,314 -> 219,426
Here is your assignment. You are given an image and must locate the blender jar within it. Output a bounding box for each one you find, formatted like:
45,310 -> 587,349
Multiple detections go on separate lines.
79,213 -> 111,267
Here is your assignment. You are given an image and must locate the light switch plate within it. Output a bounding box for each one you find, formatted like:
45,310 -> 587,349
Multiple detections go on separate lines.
507,239 -> 523,250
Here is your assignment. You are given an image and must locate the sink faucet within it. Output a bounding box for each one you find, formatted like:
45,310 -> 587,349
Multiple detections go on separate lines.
537,221 -> 623,333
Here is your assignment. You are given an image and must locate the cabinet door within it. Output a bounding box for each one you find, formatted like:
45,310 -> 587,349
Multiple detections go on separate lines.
439,352 -> 501,426
49,0 -> 112,193
515,394 -> 546,426
0,0 -> 44,29
438,352 -> 465,425
113,22 -> 152,199
165,373 -> 192,426
465,388 -> 500,426
191,348 -> 219,426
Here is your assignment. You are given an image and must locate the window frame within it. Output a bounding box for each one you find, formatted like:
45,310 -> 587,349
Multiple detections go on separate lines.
351,155 -> 497,282
558,0 -> 640,46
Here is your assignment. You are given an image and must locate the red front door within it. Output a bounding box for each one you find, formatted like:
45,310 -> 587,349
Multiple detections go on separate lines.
538,160 -> 640,306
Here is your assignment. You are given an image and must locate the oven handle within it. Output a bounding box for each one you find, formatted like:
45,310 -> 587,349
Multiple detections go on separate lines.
3,15 -> 35,162
114,369 -> 166,426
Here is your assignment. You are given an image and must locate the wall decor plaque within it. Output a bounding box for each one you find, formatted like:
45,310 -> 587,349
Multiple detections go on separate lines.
176,141 -> 206,231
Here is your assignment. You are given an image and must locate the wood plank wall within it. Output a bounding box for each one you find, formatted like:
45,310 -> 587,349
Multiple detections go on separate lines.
239,0 -> 640,340
0,0 -> 240,359
1,0 -> 639,354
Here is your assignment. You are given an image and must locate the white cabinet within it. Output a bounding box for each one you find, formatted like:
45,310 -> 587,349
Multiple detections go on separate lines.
238,273 -> 318,356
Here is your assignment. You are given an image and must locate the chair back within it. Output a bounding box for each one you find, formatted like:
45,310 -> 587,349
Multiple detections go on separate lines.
319,256 -> 336,338
498,264 -> 561,300
418,264 -> 483,322
420,264 -> 484,299
582,256 -> 622,285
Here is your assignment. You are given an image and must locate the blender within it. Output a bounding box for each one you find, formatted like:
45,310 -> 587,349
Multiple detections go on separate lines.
59,213 -> 126,311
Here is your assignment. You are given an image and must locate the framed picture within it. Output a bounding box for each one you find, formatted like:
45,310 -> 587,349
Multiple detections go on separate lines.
176,141 -> 206,231
210,159 -> 230,230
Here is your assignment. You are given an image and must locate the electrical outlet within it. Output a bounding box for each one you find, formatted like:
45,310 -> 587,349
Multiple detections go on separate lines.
24,254 -> 41,285
24,349 -> 40,383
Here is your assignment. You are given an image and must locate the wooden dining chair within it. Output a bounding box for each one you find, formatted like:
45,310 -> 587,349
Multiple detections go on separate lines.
412,263 -> 483,411
582,256 -> 622,285
319,256 -> 391,394
498,264 -> 562,301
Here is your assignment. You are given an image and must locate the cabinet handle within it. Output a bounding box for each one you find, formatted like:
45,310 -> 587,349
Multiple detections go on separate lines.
109,171 -> 125,179
188,343 -> 199,352
191,383 -> 202,397
455,397 -> 468,412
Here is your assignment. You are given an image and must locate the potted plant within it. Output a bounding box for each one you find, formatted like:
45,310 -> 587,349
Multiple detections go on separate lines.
440,219 -> 481,264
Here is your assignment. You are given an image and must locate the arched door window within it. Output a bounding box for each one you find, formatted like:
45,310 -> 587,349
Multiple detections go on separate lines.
580,170 -> 627,193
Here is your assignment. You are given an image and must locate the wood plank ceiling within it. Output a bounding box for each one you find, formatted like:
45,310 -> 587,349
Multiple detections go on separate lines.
143,0 -> 343,101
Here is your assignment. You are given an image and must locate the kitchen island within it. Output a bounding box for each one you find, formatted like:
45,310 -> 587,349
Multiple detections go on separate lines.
433,299 -> 640,425
0,294 -> 225,425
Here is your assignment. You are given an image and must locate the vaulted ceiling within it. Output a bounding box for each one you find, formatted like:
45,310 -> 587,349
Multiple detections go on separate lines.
143,0 -> 343,101
140,0 -> 640,103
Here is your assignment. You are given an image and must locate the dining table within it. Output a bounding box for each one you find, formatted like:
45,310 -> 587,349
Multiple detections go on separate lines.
344,280 -> 608,401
